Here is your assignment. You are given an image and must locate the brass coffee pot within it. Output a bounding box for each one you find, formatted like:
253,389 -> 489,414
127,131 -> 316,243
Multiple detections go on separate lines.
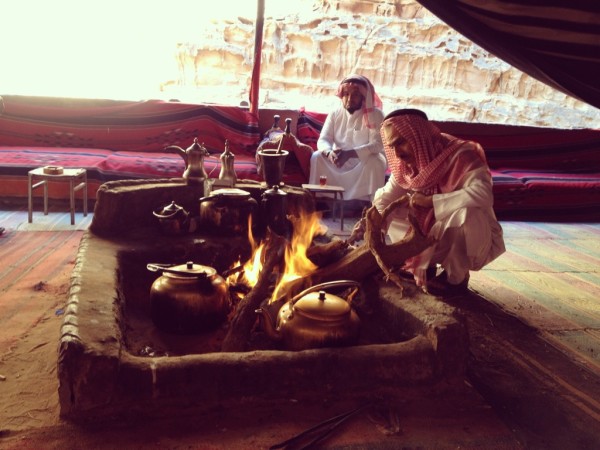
218,140 -> 237,186
166,138 -> 209,185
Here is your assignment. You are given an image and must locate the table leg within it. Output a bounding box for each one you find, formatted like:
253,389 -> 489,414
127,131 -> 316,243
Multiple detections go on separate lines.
339,193 -> 344,231
28,172 -> 33,223
43,179 -> 49,216
83,172 -> 88,217
69,178 -> 75,225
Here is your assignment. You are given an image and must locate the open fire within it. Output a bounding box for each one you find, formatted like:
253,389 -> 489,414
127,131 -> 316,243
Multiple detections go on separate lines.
229,209 -> 325,303
57,180 -> 469,420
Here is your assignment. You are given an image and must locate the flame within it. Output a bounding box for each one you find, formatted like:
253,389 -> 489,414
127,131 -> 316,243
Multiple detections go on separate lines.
270,209 -> 323,302
225,214 -> 261,286
231,209 -> 325,303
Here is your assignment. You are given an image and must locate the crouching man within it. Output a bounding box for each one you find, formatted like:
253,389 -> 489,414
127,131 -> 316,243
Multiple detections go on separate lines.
372,108 -> 505,296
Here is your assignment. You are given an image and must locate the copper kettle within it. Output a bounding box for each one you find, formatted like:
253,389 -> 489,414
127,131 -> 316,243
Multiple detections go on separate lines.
152,201 -> 190,235
166,138 -> 209,185
255,280 -> 361,351
147,261 -> 231,334
198,188 -> 258,236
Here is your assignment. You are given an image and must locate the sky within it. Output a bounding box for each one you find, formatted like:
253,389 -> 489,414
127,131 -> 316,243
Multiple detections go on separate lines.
0,0 -> 285,100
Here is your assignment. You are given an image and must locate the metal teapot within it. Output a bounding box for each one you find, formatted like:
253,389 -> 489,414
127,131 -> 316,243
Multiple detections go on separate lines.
166,138 -> 209,185
255,280 -> 361,351
261,185 -> 290,236
147,261 -> 231,334
152,201 -> 190,235
198,188 -> 258,236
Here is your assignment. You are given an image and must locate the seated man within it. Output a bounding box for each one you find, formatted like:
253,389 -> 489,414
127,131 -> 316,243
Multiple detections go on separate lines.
372,108 -> 505,296
308,74 -> 387,201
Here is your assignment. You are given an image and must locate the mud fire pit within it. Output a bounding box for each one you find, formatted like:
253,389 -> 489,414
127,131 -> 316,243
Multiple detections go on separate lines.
57,179 -> 469,420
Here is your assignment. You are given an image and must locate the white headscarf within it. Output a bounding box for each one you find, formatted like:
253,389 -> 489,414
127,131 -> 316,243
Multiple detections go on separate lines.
336,74 -> 382,129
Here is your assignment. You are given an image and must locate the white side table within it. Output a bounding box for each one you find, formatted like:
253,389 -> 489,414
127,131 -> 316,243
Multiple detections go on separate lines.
301,183 -> 345,230
28,167 -> 88,225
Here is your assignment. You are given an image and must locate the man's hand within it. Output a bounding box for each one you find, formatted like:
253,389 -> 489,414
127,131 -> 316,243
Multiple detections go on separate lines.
409,192 -> 433,209
322,149 -> 357,167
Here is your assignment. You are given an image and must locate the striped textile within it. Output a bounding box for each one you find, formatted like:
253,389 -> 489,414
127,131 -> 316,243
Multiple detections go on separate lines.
0,96 -> 261,154
0,229 -> 83,355
0,97 -> 310,201
470,221 -> 600,370
0,146 -> 307,201
415,0 -> 600,109
296,110 -> 600,221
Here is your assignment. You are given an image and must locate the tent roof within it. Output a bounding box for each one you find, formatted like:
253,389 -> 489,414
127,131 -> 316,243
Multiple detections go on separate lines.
416,0 -> 600,110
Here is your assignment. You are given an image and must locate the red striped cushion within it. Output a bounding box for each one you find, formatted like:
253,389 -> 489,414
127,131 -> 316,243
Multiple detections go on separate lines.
0,96 -> 261,155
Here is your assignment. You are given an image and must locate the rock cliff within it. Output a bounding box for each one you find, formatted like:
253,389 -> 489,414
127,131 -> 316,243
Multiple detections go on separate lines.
165,0 -> 600,128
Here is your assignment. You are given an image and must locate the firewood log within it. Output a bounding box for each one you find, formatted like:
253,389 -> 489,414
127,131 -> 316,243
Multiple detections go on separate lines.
301,198 -> 435,293
306,239 -> 349,267
221,231 -> 287,352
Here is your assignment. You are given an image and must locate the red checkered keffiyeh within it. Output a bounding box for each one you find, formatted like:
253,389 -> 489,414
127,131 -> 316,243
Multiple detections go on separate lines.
380,112 -> 490,285
336,74 -> 382,129
381,113 -> 489,234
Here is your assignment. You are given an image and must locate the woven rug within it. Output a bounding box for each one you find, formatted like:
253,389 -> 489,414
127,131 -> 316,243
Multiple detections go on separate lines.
16,212 -> 92,231
0,205 -> 92,232
2,205 -> 599,366
470,221 -> 600,371
0,223 -> 84,355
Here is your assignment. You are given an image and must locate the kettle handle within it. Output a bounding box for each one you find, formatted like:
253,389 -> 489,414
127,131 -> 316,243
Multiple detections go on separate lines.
290,280 -> 360,306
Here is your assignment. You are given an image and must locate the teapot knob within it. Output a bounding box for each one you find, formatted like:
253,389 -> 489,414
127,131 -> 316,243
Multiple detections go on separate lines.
318,291 -> 326,302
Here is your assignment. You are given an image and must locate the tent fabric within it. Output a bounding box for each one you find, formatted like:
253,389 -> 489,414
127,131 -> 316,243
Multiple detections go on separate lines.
416,0 -> 600,110
0,95 -> 260,155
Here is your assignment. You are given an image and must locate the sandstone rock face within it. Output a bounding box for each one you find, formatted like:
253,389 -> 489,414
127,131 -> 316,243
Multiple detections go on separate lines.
165,0 -> 600,129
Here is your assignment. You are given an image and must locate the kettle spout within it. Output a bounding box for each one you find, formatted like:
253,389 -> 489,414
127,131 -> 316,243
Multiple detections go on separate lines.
255,307 -> 282,342
165,145 -> 188,164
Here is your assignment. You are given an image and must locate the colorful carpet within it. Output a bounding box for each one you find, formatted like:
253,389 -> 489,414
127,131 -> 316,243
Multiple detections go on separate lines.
470,221 -> 600,371
1,205 -> 599,370
0,205 -> 92,232
0,217 -> 85,355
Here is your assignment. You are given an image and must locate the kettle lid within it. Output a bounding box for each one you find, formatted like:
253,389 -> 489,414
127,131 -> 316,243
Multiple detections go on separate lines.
293,290 -> 350,320
153,201 -> 188,218
210,188 -> 251,199
263,185 -> 287,197
149,261 -> 216,278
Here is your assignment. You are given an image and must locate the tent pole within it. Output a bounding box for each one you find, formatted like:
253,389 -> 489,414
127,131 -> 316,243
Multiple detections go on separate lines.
249,0 -> 265,118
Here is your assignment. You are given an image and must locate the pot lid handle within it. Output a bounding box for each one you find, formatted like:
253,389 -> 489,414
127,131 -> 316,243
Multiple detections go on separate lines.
147,262 -> 215,278
290,280 -> 360,306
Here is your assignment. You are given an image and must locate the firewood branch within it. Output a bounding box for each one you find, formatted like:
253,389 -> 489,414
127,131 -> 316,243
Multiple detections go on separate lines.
366,196 -> 429,291
221,231 -> 287,352
300,197 -> 435,294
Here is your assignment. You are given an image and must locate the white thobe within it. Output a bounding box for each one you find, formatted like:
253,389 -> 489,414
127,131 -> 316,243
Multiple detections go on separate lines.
309,106 -> 387,201
373,151 -> 505,284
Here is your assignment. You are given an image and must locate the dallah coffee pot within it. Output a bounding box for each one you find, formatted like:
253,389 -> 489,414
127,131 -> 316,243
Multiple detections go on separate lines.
166,138 -> 209,185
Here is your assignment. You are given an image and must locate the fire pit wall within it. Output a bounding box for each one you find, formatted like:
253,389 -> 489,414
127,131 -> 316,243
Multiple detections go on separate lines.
58,179 -> 469,420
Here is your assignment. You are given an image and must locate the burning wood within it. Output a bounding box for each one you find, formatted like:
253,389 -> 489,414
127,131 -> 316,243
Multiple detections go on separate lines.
306,239 -> 349,267
221,230 -> 287,352
276,195 -> 434,295
222,195 -> 435,350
